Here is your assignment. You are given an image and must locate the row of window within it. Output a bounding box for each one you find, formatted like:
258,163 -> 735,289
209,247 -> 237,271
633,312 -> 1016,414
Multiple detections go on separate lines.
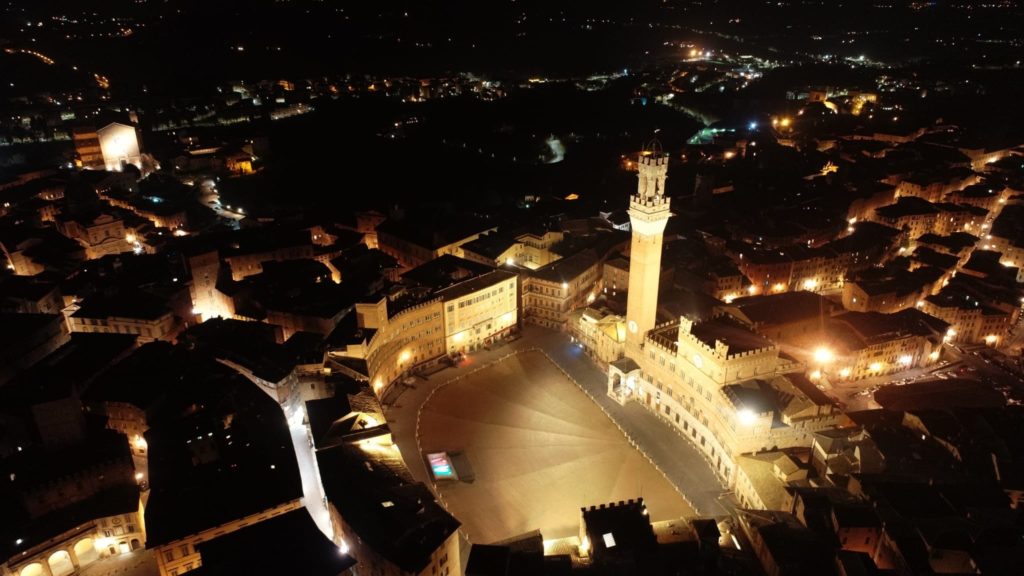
163,543 -> 195,563
654,391 -> 732,480
398,310 -> 442,332
448,286 -> 507,311
642,361 -> 733,459
525,297 -> 566,311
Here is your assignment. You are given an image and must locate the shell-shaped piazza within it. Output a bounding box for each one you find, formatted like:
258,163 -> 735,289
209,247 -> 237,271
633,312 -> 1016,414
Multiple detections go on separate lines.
418,350 -> 693,543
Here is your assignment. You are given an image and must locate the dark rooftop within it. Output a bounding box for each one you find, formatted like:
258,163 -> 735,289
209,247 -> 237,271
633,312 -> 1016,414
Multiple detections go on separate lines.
304,393 -> 381,450
83,342 -> 236,410
528,249 -> 598,284
190,509 -> 356,576
910,247 -> 959,271
180,318 -> 297,382
0,275 -> 58,306
317,442 -> 460,574
730,291 -> 834,327
460,231 -> 518,261
436,269 -> 517,302
72,288 -> 172,321
0,312 -> 63,351
378,214 -> 494,251
0,483 -> 139,560
875,196 -> 938,220
688,315 -> 775,355
915,232 -> 979,254
739,510 -> 837,576
466,544 -> 512,576
0,333 -> 137,406
144,372 -> 303,546
401,253 -> 494,291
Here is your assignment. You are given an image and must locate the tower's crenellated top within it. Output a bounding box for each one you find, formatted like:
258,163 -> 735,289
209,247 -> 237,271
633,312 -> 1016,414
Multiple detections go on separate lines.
634,151 -> 669,201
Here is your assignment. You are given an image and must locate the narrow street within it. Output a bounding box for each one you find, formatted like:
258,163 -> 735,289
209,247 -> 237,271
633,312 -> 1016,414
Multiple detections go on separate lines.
289,419 -> 333,539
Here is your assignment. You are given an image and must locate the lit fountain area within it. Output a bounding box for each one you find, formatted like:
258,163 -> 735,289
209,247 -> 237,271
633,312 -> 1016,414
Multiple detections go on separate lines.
417,349 -> 693,545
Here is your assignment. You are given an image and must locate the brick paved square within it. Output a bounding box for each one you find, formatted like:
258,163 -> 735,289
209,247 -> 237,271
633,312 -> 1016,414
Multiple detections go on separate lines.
418,350 -> 693,543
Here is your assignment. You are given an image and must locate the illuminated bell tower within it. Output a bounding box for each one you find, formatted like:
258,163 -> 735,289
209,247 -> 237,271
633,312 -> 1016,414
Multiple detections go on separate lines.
625,148 -> 671,351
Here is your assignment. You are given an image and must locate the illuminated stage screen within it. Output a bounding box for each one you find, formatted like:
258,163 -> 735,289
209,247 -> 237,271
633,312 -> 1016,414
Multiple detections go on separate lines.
427,452 -> 456,480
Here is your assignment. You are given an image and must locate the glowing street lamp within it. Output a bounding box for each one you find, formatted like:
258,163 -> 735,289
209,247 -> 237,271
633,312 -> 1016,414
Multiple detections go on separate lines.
813,347 -> 834,364
737,408 -> 758,426
133,435 -> 148,452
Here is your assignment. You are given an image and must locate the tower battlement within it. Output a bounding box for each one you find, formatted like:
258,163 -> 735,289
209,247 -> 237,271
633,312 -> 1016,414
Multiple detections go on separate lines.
637,154 -> 669,168
629,193 -> 671,212
635,152 -> 669,200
